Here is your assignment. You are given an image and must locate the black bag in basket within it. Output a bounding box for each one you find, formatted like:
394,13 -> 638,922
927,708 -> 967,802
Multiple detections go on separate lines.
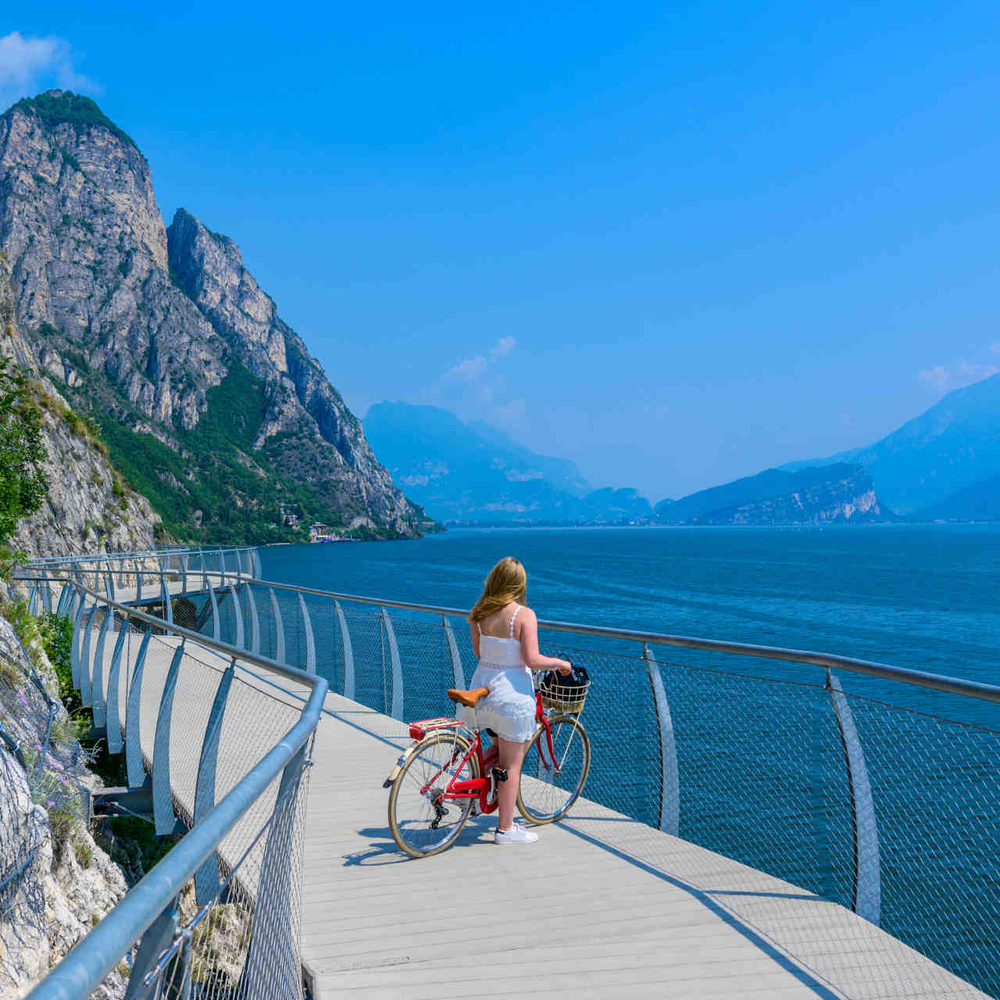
540,663 -> 590,697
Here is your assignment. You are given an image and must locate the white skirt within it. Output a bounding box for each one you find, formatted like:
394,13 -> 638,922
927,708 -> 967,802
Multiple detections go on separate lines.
458,663 -> 537,742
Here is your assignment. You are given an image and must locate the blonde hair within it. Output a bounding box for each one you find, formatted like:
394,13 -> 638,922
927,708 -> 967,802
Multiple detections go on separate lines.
469,557 -> 527,622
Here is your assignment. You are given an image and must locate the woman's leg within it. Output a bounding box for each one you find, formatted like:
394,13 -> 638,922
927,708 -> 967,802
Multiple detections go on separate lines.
496,737 -> 530,830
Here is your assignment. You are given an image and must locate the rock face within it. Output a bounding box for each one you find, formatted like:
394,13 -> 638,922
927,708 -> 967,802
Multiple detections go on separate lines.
0,251 -> 159,558
0,91 -> 425,542
0,614 -> 127,999
656,464 -> 893,525
783,371 -> 1000,514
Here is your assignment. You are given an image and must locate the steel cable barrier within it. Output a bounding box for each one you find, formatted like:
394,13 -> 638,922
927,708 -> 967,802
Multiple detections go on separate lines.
168,572 -> 998,1000
18,553 -> 1000,996
17,576 -> 324,1000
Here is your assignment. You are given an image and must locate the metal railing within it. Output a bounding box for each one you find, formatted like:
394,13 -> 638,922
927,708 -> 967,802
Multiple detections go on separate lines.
16,555 -> 1000,997
136,571 -> 998,999
20,576 -> 326,1000
20,547 -> 259,617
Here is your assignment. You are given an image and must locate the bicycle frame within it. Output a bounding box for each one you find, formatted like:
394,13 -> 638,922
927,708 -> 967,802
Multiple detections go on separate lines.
417,692 -> 561,815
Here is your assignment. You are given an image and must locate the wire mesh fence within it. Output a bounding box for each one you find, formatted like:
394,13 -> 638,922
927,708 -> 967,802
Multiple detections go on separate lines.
23,560 -> 1000,997
221,580 -> 1000,998
109,744 -> 312,1000
22,582 -> 321,1000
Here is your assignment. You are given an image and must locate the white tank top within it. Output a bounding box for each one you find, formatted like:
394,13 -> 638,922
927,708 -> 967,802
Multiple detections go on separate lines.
477,605 -> 523,667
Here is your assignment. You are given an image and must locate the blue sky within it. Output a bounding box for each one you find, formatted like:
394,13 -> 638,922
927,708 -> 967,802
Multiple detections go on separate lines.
4,3 -> 1000,500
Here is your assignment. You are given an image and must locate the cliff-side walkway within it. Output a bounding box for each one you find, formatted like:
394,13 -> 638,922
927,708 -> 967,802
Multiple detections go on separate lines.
93,635 -> 987,1000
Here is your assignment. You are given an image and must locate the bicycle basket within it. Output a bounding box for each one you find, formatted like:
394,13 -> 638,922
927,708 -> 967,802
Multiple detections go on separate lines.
539,665 -> 591,714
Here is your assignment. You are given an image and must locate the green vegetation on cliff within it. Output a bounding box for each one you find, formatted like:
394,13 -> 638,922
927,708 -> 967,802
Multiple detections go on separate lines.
3,90 -> 139,151
0,357 -> 48,544
91,361 -> 424,544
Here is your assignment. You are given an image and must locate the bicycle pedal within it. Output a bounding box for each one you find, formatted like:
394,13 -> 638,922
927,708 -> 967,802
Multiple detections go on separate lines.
491,766 -> 509,783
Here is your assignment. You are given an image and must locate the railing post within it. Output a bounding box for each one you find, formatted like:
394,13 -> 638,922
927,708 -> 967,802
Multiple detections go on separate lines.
126,630 -> 152,788
153,642 -> 186,835
123,895 -> 180,1000
104,557 -> 115,600
252,547 -> 262,578
218,548 -> 225,587
233,584 -> 245,649
443,615 -> 464,689
382,608 -> 403,720
70,589 -> 86,688
159,571 -> 173,625
239,742 -> 309,1000
179,553 -> 188,597
193,660 -> 235,905
246,584 -> 261,655
80,605 -> 97,708
106,621 -> 129,753
27,582 -> 38,616
298,593 -> 316,674
90,606 -> 112,727
135,557 -> 143,603
335,600 -> 354,699
270,588 -> 285,663
826,668 -> 881,924
208,583 -> 221,642
643,644 -> 680,837
56,580 -> 72,617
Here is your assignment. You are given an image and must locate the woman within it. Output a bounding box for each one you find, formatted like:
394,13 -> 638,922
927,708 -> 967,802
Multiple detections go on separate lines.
465,557 -> 572,845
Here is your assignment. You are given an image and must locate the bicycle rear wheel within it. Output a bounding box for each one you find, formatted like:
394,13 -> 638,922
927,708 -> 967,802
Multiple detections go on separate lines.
388,730 -> 480,858
517,715 -> 591,824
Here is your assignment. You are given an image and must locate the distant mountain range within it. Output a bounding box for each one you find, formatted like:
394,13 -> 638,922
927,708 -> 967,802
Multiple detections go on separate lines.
367,367 -> 1000,527
655,464 -> 891,525
364,402 -> 652,524
784,372 -> 1000,519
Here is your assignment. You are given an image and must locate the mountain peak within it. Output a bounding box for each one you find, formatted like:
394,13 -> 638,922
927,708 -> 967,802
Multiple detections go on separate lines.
3,90 -> 140,153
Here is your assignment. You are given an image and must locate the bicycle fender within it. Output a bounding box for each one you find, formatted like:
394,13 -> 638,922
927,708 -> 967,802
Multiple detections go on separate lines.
382,747 -> 416,788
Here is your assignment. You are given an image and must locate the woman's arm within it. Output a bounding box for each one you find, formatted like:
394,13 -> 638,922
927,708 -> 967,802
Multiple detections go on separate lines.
517,608 -> 572,673
470,622 -> 480,660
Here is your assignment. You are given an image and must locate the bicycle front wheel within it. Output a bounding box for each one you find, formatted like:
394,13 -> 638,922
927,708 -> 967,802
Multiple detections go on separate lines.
517,715 -> 591,824
388,730 -> 480,858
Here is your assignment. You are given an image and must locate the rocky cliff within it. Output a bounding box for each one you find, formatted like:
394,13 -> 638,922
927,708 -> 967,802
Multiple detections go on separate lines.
0,91 -> 426,542
657,464 -> 893,525
0,252 -> 159,558
0,612 -> 128,999
782,372 -> 1000,514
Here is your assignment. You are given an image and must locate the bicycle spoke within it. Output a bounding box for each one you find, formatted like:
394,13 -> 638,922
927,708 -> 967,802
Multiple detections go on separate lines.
389,732 -> 478,856
518,717 -> 590,824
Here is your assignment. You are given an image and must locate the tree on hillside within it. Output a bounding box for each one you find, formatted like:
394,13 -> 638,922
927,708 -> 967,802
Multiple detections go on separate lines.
0,357 -> 48,544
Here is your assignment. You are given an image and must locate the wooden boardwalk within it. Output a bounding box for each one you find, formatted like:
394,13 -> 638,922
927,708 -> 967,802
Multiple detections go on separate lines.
93,632 -> 989,1000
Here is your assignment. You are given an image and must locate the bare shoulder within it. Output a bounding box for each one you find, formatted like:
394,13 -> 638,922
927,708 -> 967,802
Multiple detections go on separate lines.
517,606 -> 537,626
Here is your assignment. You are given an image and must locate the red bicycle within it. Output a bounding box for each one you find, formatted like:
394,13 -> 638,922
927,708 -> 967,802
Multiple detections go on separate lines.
385,673 -> 592,858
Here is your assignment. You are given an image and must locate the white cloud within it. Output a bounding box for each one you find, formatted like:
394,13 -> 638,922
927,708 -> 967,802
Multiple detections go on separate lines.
919,360 -> 999,394
444,355 -> 487,382
490,336 -> 516,359
0,32 -> 101,107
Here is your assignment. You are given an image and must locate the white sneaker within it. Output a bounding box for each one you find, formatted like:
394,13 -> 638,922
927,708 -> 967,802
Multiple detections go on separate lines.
494,823 -> 538,845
